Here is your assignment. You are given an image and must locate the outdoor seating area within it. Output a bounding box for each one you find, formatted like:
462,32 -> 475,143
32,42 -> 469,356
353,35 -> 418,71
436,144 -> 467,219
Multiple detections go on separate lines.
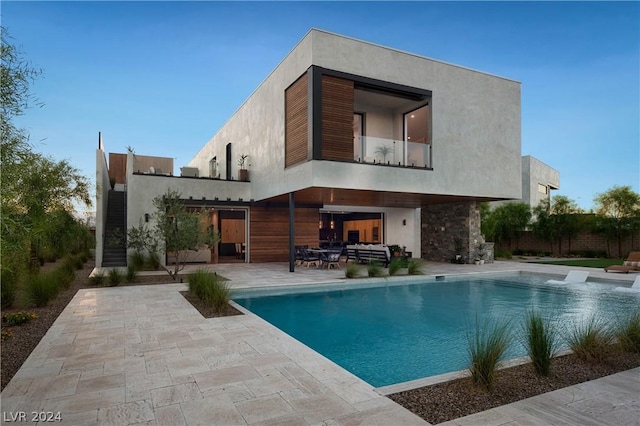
605,251 -> 640,273
346,244 -> 391,267
295,246 -> 344,269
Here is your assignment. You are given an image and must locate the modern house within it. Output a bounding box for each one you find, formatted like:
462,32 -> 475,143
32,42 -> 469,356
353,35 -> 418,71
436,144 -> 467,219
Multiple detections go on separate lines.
95,29 -> 522,269
491,155 -> 560,215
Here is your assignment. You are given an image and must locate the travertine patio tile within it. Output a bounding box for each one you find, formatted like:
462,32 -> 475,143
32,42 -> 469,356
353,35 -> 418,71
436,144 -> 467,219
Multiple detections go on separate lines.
251,413 -> 308,426
154,403 -> 187,426
103,357 -> 147,375
57,409 -> 99,425
12,361 -> 63,380
165,354 -> 210,378
180,395 -> 246,426
205,352 -> 247,370
76,372 -> 125,394
192,365 -> 261,391
335,404 -> 428,426
244,352 -> 292,368
126,371 -> 173,402
23,372 -> 80,401
97,399 -> 155,425
284,393 -> 355,424
200,382 -> 255,402
320,376 -> 379,405
150,382 -> 202,407
43,387 -> 125,414
1,378 -> 32,398
176,336 -> 226,355
235,394 -> 295,424
244,369 -> 297,397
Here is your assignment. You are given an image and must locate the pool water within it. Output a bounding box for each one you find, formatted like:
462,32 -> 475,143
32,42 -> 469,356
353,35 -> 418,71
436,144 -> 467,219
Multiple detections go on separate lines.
234,274 -> 639,387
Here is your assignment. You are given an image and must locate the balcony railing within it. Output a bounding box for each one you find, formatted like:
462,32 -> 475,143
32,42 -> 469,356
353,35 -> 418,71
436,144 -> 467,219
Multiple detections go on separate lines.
356,136 -> 431,168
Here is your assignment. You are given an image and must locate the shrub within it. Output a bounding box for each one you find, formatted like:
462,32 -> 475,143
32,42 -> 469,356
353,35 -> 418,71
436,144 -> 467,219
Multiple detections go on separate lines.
616,311 -> 640,354
79,252 -> 89,264
494,248 -> 512,259
129,250 -> 146,271
146,251 -> 161,270
566,315 -> 615,363
1,329 -> 13,343
388,258 -> 402,276
407,259 -> 425,275
54,261 -> 76,290
1,268 -> 19,309
188,269 -> 230,313
88,271 -> 105,286
73,255 -> 85,270
367,260 -> 384,277
26,272 -> 60,307
345,263 -> 359,279
107,269 -> 123,287
467,316 -> 511,390
3,311 -> 37,326
126,265 -> 138,282
521,311 -> 559,376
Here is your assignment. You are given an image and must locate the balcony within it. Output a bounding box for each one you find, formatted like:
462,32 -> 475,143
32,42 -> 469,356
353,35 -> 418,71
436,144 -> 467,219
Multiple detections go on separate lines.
355,136 -> 432,169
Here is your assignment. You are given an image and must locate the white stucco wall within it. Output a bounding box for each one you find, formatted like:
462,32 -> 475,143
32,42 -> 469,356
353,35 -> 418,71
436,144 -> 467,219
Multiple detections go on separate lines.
522,155 -> 560,209
126,153 -> 251,264
95,148 -> 110,268
188,29 -> 521,203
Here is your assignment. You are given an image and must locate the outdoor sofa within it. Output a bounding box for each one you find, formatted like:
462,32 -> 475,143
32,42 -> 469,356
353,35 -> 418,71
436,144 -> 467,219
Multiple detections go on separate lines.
604,251 -> 640,273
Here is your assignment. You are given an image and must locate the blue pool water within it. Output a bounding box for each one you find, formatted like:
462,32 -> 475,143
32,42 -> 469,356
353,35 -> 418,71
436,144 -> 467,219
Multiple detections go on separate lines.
234,274 -> 639,387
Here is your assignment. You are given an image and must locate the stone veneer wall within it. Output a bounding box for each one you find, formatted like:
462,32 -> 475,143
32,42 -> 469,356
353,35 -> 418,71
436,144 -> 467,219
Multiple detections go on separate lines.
421,201 -> 493,263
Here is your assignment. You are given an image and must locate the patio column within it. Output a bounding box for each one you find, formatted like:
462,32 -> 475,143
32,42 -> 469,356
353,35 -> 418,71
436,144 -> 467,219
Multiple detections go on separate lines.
289,192 -> 295,272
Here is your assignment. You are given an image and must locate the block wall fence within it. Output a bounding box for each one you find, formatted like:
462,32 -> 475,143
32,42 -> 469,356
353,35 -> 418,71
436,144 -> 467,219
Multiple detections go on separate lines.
495,230 -> 640,258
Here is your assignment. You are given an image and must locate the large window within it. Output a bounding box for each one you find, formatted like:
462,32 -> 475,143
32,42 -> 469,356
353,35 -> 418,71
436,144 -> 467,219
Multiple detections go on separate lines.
404,104 -> 431,168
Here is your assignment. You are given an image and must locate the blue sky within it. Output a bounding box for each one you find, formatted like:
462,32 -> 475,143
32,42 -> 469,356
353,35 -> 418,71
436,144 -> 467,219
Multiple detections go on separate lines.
4,1 -> 639,212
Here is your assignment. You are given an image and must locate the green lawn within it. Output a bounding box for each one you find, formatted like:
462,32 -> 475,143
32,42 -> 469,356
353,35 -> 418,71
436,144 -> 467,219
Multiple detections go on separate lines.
531,259 -> 624,268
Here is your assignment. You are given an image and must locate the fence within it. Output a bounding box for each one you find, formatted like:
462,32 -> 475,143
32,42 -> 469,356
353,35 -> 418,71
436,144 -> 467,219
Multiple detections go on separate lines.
495,230 -> 640,258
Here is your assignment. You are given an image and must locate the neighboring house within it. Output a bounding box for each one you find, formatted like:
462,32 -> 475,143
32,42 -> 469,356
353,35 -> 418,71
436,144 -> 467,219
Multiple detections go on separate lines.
492,155 -> 560,211
95,29 -> 522,269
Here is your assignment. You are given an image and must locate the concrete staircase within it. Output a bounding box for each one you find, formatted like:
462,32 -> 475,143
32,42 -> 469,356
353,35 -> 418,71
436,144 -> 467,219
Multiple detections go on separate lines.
102,190 -> 127,267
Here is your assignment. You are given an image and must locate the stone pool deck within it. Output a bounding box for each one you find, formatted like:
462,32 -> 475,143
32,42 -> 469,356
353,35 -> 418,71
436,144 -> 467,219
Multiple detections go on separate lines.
1,260 -> 638,425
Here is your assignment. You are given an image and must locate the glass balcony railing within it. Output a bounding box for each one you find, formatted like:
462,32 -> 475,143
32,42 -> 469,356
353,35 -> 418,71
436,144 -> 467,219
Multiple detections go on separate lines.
355,136 -> 431,168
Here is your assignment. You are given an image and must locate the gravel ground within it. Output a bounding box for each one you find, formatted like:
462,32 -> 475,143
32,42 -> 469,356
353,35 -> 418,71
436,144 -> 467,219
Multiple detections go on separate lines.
2,261 -> 639,425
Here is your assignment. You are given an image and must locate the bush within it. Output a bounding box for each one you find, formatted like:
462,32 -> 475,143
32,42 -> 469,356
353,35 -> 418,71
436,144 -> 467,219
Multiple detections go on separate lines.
388,258 -> 402,276
1,268 -> 19,309
26,272 -> 60,307
367,260 -> 384,277
345,263 -> 359,279
566,316 -> 615,363
467,317 -> 511,390
146,251 -> 161,270
188,269 -> 230,313
494,248 -> 512,259
3,311 -> 37,326
569,249 -> 607,258
56,261 -> 76,289
616,311 -> 640,354
88,271 -> 105,286
129,250 -> 146,271
126,265 -> 138,282
407,259 -> 425,275
521,311 -> 559,376
107,269 -> 123,287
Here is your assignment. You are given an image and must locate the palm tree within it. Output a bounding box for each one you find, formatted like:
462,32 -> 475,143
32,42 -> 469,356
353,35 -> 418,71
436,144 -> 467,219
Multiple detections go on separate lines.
374,145 -> 392,163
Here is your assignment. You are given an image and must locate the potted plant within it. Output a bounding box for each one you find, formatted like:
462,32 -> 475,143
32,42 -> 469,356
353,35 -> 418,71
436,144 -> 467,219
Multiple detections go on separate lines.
388,244 -> 402,257
237,154 -> 249,181
477,243 -> 487,265
374,144 -> 392,164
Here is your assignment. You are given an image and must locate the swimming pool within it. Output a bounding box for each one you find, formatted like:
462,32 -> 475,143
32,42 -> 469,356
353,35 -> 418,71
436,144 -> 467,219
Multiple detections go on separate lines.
233,273 -> 639,387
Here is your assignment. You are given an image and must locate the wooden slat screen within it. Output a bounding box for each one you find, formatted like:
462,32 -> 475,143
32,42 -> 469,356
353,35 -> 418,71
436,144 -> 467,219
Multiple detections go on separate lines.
108,153 -> 127,184
249,206 -> 318,262
321,75 -> 354,162
285,73 -> 309,168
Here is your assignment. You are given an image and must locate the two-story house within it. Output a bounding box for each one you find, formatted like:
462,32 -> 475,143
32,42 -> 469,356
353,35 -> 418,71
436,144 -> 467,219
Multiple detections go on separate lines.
95,29 -> 522,270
